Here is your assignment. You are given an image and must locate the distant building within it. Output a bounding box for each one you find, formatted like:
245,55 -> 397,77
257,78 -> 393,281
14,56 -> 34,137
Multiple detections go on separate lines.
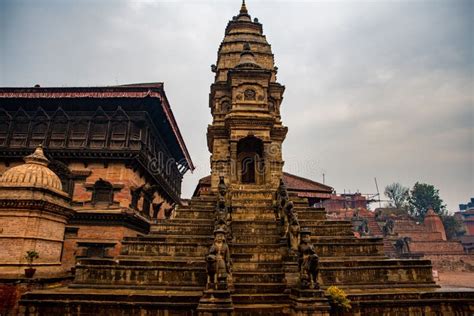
323,192 -> 369,214
456,198 -> 474,253
457,197 -> 474,235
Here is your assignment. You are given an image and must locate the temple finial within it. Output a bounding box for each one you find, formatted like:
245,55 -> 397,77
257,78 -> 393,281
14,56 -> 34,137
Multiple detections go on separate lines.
240,0 -> 248,15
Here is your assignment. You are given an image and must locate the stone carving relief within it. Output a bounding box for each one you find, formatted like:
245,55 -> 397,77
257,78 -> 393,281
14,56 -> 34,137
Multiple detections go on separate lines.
276,178 -> 300,253
298,229 -> 320,289
206,227 -> 232,289
244,89 -> 256,101
221,100 -> 231,113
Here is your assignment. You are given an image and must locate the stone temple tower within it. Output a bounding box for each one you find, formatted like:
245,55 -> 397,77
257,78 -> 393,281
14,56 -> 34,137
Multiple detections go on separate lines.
207,1 -> 287,192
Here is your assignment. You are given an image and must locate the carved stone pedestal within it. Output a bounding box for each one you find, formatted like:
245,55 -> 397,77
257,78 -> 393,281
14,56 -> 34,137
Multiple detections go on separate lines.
289,288 -> 331,316
197,284 -> 234,316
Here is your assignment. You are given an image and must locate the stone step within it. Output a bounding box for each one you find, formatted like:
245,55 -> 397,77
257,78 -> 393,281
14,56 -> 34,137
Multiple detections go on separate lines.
154,218 -> 214,224
231,199 -> 273,208
232,252 -> 283,262
233,262 -> 283,272
298,219 -> 350,226
233,272 -> 285,283
79,257 -> 206,268
312,236 -> 381,243
174,209 -> 215,219
234,234 -> 281,244
121,240 -> 211,256
232,243 -> 282,254
319,258 -> 435,287
20,288 -> 203,313
295,210 -> 327,220
150,223 -> 214,235
311,239 -> 384,257
232,221 -> 278,233
232,212 -> 276,220
74,260 -> 207,287
233,282 -> 287,294
232,293 -> 289,305
234,304 -> 289,316
300,223 -> 354,236
124,235 -> 213,242
230,190 -> 274,200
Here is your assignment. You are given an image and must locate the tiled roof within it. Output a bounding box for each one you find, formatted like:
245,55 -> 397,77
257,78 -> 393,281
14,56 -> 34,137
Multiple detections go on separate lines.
282,172 -> 333,193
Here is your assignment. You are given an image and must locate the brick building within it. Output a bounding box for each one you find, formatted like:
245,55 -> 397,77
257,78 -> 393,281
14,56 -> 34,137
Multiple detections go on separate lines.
456,198 -> 474,253
0,83 -> 193,274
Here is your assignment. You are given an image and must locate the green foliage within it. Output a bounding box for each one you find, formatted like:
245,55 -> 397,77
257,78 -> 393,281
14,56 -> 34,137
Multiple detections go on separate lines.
409,182 -> 447,220
325,285 -> 351,311
384,182 -> 409,209
25,250 -> 39,266
441,215 -> 465,240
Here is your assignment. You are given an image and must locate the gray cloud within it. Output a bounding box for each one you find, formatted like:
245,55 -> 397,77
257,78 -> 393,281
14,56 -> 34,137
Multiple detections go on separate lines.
1,0 -> 472,211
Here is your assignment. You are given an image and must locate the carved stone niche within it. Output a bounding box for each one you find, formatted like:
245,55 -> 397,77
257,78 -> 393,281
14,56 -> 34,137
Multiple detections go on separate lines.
244,89 -> 256,101
234,84 -> 266,105
221,100 -> 231,113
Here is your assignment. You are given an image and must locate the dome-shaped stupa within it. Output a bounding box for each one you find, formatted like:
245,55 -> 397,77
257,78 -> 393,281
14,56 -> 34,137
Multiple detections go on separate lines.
0,146 -> 63,192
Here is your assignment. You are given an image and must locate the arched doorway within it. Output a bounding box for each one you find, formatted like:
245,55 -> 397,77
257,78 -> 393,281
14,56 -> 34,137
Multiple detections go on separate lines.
237,136 -> 263,184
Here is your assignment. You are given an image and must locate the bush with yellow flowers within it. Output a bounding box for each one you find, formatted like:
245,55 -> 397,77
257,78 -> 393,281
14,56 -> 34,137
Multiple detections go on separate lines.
325,286 -> 351,311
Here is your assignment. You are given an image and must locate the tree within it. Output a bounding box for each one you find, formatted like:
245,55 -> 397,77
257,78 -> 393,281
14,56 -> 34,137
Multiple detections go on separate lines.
441,215 -> 465,240
384,182 -> 409,209
408,182 -> 447,220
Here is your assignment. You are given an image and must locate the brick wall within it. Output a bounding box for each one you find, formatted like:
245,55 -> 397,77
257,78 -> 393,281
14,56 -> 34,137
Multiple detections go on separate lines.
426,254 -> 474,272
410,241 -> 465,254
61,225 -> 141,271
70,161 -> 172,218
0,208 -> 68,277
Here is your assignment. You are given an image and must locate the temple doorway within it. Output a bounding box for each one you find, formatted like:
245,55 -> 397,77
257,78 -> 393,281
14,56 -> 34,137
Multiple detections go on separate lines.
237,136 -> 263,184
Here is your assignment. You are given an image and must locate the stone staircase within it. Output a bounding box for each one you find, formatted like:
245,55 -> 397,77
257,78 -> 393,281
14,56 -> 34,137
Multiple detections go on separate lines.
19,191 -> 473,315
229,189 -> 289,315
292,196 -> 437,290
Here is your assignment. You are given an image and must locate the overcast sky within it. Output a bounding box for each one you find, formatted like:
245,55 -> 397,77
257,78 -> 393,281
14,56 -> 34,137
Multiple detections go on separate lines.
1,0 -> 472,212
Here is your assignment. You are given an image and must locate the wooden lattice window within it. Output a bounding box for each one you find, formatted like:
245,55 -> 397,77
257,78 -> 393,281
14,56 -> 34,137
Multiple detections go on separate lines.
110,108 -> 129,149
90,119 -> 108,148
11,110 -> 30,147
30,121 -> 48,147
0,110 -> 11,147
69,120 -> 88,148
50,114 -> 69,148
129,122 -> 143,149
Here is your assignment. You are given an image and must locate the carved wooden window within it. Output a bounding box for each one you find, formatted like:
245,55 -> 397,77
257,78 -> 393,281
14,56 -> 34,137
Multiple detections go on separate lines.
0,110 -> 10,147
29,108 -> 49,147
244,89 -> 256,101
92,179 -> 113,205
90,118 -> 108,148
129,122 -> 142,149
50,115 -> 68,148
69,120 -> 88,148
110,121 -> 127,149
11,111 -> 30,147
30,121 -> 48,147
